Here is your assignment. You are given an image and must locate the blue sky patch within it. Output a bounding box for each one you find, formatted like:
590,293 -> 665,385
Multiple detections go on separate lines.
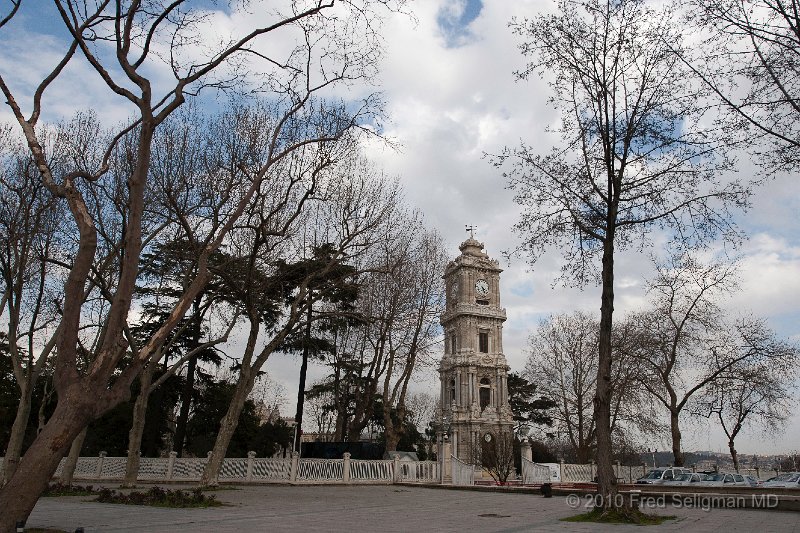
436,0 -> 483,48
510,281 -> 534,298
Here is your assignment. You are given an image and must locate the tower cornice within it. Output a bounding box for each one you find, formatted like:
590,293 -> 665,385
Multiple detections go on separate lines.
441,303 -> 507,326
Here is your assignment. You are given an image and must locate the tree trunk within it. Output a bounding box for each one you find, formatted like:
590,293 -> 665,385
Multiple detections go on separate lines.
60,426 -> 88,487
333,357 -> 346,441
294,302 -> 313,453
576,443 -> 590,464
37,379 -> 51,434
2,383 -> 32,485
200,373 -> 253,487
593,236 -> 618,508
729,439 -> 739,472
173,355 -> 197,457
0,396 -> 91,531
383,411 -> 400,452
174,299 -> 202,457
670,411 -> 684,467
124,364 -> 156,487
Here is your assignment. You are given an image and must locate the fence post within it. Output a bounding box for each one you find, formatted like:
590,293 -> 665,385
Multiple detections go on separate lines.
166,451 -> 177,481
343,452 -> 351,483
393,454 -> 401,483
521,440 -> 532,462
290,452 -> 299,484
95,451 -> 107,478
590,460 -> 595,482
245,451 -> 256,482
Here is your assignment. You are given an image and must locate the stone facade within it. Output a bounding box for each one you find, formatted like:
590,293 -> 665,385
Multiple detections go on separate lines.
438,237 -> 514,462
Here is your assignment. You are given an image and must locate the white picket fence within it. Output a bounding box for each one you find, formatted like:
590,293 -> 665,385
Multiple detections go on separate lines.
0,453 -> 439,485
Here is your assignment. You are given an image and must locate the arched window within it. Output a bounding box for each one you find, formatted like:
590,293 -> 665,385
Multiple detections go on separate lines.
479,378 -> 491,410
449,378 -> 456,405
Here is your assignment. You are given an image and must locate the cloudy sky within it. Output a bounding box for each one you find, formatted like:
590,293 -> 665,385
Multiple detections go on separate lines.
2,0 -> 799,455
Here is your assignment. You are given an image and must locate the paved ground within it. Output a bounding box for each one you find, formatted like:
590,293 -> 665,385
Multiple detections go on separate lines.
25,484 -> 800,532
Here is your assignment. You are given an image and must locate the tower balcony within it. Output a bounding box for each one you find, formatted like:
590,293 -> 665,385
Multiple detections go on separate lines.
441,302 -> 507,325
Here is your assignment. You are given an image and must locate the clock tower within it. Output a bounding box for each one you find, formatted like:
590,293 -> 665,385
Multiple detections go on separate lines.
438,235 -> 514,463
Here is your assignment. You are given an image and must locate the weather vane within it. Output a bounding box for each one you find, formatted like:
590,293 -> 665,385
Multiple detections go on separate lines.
465,225 -> 476,239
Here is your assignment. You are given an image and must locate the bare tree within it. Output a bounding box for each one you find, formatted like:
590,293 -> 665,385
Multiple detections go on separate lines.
694,332 -> 797,471
0,0 -> 400,525
525,312 -> 655,463
0,131 -> 62,484
526,313 -> 598,463
305,380 -> 337,440
406,392 -> 437,434
685,0 -> 800,171
502,0 -> 745,509
378,228 -> 447,452
629,253 -> 798,467
466,431 -> 517,484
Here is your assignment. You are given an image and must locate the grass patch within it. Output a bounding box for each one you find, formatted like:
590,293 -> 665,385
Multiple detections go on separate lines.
562,508 -> 675,526
95,486 -> 223,508
42,483 -> 98,497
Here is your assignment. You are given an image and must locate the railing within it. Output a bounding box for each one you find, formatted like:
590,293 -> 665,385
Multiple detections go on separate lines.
0,453 -> 440,485
397,460 -> 439,483
451,455 -> 475,486
520,461 -> 779,484
6,451 -> 777,488
614,464 -> 648,483
561,462 -> 593,482
350,459 -> 394,482
521,457 -> 552,484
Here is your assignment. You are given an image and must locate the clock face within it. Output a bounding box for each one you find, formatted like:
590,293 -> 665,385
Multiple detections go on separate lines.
475,279 -> 489,296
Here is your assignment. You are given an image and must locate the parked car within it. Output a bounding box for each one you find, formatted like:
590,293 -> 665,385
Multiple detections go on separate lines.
635,467 -> 691,484
699,473 -> 748,487
761,472 -> 800,489
744,475 -> 762,487
661,472 -> 706,486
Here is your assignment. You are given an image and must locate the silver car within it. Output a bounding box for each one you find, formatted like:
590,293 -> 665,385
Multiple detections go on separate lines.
744,475 -> 761,487
661,472 -> 706,486
762,472 -> 800,489
700,473 -> 748,487
635,467 -> 691,485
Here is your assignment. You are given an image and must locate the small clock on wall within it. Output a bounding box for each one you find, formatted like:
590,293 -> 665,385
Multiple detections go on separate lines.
475,279 -> 489,296
484,433 -> 492,443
